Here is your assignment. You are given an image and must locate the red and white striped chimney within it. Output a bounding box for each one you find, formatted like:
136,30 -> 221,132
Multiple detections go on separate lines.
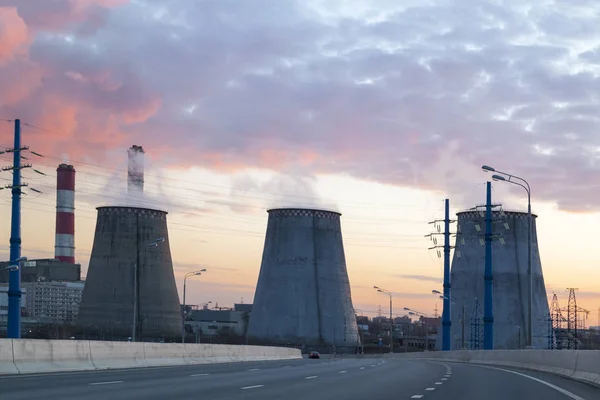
55,164 -> 75,263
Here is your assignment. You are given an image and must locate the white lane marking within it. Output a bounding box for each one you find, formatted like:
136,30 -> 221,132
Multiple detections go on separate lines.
283,366 -> 291,368
470,365 -> 585,400
90,381 -> 124,386
241,385 -> 264,390
371,365 -> 375,367
248,368 -> 260,371
411,396 -> 424,399
360,367 -> 365,370
305,376 -> 318,380
190,373 -> 209,377
339,371 -> 347,374
435,382 -> 443,385
442,378 -> 448,381
425,388 -> 435,391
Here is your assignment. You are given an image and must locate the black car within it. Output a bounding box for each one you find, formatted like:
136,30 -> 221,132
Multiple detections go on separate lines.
308,351 -> 320,359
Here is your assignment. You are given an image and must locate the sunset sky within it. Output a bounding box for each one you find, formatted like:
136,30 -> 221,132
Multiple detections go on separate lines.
0,0 -> 599,325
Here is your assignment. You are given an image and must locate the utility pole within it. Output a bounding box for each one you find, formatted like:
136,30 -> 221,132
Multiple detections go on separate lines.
483,182 -> 494,350
425,198 -> 456,351
3,119 -> 30,339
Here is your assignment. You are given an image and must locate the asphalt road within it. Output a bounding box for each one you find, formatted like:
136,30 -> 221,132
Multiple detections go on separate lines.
0,356 -> 599,400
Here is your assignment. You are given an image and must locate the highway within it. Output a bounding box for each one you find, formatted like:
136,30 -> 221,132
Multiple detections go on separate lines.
0,356 -> 599,399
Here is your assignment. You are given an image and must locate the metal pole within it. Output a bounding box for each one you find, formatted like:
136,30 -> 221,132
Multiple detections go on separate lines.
389,293 -> 393,354
527,194 -> 533,348
483,181 -> 494,350
182,277 -> 187,343
461,304 -> 465,350
8,119 -> 22,339
424,318 -> 428,351
132,262 -> 138,342
442,198 -> 451,351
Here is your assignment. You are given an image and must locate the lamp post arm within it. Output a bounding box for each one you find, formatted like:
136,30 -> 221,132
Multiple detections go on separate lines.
494,170 -> 531,193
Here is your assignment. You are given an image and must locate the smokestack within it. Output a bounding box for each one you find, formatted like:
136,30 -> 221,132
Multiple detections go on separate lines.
128,145 -> 144,193
247,208 -> 360,353
55,164 -> 75,263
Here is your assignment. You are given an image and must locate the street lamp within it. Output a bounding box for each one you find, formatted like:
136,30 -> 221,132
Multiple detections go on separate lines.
182,269 -> 207,343
1,265 -> 19,272
405,307 -> 429,351
482,164 -> 533,349
374,286 -> 393,354
132,238 -> 164,342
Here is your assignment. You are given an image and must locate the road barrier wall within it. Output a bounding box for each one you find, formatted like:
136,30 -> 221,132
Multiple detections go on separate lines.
392,350 -> 600,386
0,339 -> 302,375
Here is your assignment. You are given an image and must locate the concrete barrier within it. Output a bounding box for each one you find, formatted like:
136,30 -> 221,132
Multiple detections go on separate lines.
0,339 -> 302,375
0,339 -> 17,374
392,350 -> 600,386
89,341 -> 147,369
11,339 -> 95,373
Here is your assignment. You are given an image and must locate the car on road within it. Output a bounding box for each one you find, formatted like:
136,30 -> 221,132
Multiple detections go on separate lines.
308,351 -> 320,359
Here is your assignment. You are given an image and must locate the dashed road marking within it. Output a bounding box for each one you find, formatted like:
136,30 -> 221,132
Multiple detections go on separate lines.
90,381 -> 124,386
241,385 -> 264,390
435,382 -> 443,385
442,378 -> 448,381
360,367 -> 365,370
248,368 -> 260,371
425,388 -> 435,391
305,376 -> 318,380
411,396 -> 424,399
190,373 -> 209,377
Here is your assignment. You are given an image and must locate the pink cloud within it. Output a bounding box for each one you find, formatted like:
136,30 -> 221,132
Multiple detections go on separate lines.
0,7 -> 28,63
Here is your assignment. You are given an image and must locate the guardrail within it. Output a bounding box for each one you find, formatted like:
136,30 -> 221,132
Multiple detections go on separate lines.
0,339 -> 302,375
391,350 -> 600,386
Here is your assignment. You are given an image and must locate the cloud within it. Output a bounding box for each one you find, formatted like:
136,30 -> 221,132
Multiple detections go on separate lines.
0,7 -> 28,64
397,274 -> 443,284
3,1 -> 600,211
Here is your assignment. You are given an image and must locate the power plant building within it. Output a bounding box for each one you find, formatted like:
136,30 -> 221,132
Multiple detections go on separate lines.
448,209 -> 550,349
247,208 -> 360,352
77,206 -> 181,340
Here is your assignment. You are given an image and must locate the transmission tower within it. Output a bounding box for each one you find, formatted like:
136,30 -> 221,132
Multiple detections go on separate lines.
549,293 -> 563,349
565,288 -> 578,349
469,298 -> 483,350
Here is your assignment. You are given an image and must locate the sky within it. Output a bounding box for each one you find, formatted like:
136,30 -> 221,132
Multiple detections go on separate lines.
0,0 -> 599,325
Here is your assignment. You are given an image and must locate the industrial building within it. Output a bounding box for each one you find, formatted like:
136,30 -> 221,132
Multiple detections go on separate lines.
247,208 -> 360,352
186,304 -> 252,337
0,259 -> 81,283
23,281 -> 84,322
77,206 -> 181,340
448,209 -> 550,349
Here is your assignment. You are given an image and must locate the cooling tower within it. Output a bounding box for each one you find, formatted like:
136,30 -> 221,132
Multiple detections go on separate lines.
127,145 -> 144,193
77,206 -> 181,339
247,208 -> 360,353
55,164 -> 75,263
449,210 -> 550,349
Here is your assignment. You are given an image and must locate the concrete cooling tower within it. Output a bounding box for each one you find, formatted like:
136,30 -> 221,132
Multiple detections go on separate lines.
449,210 -> 550,350
78,206 -> 181,340
247,208 -> 360,353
